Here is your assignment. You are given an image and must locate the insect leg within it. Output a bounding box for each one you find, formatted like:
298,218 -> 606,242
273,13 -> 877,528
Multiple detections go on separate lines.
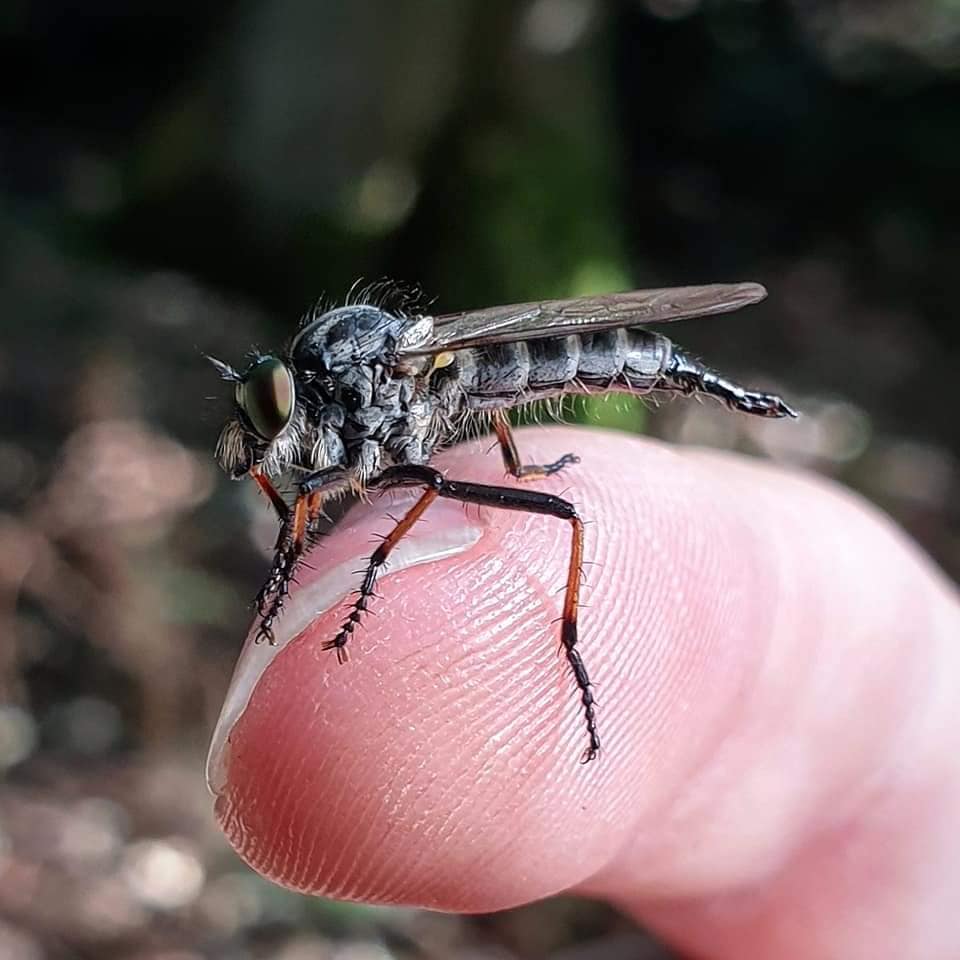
250,467 -> 289,520
339,465 -> 600,763
325,484 -> 439,663
255,495 -> 311,643
663,347 -> 798,419
492,410 -> 580,480
254,466 -> 351,644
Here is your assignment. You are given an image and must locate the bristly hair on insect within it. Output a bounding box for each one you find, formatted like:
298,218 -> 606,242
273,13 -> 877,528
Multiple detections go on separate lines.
211,278 -> 797,763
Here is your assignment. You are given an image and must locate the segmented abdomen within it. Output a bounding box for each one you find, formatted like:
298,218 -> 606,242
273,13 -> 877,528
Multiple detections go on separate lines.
455,329 -> 673,410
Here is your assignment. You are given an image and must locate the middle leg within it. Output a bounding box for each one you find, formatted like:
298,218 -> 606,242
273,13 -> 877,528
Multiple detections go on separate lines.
333,464 -> 600,762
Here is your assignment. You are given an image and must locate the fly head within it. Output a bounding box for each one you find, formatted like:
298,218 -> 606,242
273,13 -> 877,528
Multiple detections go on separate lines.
210,351 -> 316,481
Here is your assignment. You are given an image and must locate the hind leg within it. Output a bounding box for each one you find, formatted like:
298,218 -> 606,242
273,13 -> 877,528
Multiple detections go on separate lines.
492,410 -> 580,479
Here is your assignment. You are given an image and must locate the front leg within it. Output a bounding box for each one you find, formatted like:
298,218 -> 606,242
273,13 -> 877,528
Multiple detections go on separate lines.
250,466 -> 290,520
254,466 -> 351,644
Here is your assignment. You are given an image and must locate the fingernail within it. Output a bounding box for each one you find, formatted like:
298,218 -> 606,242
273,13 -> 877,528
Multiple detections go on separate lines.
205,495 -> 483,795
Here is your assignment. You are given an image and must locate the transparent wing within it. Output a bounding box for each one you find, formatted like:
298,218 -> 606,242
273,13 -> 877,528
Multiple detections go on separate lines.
399,282 -> 767,356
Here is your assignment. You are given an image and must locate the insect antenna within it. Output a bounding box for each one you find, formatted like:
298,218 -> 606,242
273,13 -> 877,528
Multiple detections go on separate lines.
205,354 -> 241,382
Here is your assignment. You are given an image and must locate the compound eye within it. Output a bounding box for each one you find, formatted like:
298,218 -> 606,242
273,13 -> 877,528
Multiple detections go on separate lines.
237,357 -> 295,440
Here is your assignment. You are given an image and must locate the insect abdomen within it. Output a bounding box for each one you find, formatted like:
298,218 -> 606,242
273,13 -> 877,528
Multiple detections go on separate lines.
456,329 -> 673,409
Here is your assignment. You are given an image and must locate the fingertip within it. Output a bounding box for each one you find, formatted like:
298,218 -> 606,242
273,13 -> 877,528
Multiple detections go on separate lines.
213,427 -> 960,952
212,429 -> 771,908
211,429 -> 759,906
213,584 -> 616,909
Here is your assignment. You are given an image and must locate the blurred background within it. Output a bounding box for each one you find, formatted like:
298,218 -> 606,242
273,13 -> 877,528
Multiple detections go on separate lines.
1,1 -> 959,957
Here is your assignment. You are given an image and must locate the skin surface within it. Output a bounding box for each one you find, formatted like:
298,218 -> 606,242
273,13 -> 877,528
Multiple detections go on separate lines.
214,428 -> 960,960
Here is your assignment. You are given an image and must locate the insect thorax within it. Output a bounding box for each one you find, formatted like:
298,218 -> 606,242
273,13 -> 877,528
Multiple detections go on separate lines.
288,306 -> 443,482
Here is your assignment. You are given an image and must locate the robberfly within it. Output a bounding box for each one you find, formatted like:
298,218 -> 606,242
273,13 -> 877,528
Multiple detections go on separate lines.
211,280 -> 797,762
